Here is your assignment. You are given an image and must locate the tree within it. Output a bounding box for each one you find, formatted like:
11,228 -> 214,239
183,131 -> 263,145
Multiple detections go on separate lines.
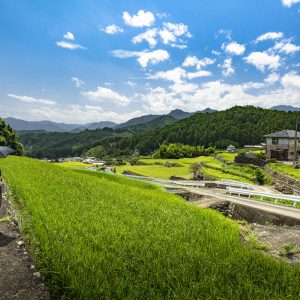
0,119 -> 23,155
255,168 -> 265,185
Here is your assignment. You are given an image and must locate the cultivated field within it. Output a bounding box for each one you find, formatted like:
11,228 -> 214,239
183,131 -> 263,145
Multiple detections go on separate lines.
117,156 -> 256,183
0,156 -> 299,299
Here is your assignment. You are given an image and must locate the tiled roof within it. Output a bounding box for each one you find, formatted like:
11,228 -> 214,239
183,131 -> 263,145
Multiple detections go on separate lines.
264,130 -> 300,138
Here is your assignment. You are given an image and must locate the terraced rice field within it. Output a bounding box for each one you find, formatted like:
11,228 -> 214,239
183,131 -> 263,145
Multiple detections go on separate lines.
0,156 -> 299,299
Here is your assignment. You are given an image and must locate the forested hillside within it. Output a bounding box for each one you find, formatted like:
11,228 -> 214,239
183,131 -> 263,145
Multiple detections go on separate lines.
100,106 -> 300,156
19,115 -> 176,158
19,106 -> 300,158
19,127 -> 130,158
0,119 -> 23,155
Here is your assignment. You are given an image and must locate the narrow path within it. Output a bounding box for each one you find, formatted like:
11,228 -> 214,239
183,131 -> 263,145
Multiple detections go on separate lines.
0,190 -> 50,300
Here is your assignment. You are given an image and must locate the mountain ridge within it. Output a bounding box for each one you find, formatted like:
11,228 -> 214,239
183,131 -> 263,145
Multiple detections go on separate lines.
3,108 -> 215,132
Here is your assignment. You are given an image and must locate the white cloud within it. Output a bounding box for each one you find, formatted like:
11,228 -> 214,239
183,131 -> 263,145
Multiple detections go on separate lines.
82,87 -> 130,106
132,28 -> 158,47
222,58 -> 235,77
212,50 -> 221,56
28,105 -> 143,124
139,73 -> 300,114
170,82 -> 198,94
281,0 -> 300,7
7,93 -> 56,106
101,24 -> 124,34
182,56 -> 215,70
255,32 -> 284,43
244,51 -> 281,72
217,29 -> 232,41
56,41 -> 86,50
158,22 -> 191,48
281,72 -> 300,89
223,42 -> 245,55
159,28 -> 176,44
148,67 -> 212,83
112,49 -> 169,67
63,32 -> 75,40
273,41 -> 300,54
72,77 -> 85,88
163,22 -> 191,37
264,73 -> 280,85
124,81 -> 136,87
187,70 -> 212,79
123,10 -> 155,27
148,67 -> 186,83
171,44 -> 187,49
156,12 -> 169,19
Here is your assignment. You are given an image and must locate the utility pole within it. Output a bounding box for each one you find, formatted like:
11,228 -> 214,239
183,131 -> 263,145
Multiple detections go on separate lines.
293,118 -> 298,167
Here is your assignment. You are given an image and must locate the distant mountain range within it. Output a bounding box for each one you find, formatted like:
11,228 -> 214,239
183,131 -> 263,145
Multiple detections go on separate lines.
3,108 -> 216,132
271,105 -> 300,112
3,117 -> 117,132
3,117 -> 118,132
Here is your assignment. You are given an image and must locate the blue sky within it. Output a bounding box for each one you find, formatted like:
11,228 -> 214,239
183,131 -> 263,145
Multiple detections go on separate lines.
0,0 -> 300,124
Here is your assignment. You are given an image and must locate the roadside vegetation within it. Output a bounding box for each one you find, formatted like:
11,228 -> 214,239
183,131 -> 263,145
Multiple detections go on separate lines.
0,156 -> 299,299
269,163 -> 300,181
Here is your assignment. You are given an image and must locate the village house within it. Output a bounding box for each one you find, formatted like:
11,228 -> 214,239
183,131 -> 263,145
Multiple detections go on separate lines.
264,130 -> 300,161
226,144 -> 236,153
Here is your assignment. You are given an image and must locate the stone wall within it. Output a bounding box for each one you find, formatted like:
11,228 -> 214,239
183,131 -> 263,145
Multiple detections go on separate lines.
234,153 -> 267,167
265,165 -> 300,195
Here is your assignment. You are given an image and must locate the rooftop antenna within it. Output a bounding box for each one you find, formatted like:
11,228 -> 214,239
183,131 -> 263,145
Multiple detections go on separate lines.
293,118 -> 298,167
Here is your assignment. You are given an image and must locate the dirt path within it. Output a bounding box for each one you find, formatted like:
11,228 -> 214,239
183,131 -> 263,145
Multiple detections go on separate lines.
0,190 -> 50,300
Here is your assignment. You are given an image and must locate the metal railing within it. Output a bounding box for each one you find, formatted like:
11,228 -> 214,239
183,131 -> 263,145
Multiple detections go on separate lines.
218,180 -> 253,189
226,187 -> 300,207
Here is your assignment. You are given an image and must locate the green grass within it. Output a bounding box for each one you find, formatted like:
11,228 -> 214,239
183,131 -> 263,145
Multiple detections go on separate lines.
269,163 -> 300,181
1,156 -> 299,299
53,161 -> 93,169
117,156 -> 218,179
251,195 -> 300,209
218,153 -> 237,163
201,167 -> 253,183
117,156 -> 257,183
116,164 -> 192,179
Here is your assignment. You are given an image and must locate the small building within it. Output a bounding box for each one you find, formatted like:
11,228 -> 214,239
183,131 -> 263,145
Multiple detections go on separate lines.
264,130 -> 300,161
226,144 -> 236,153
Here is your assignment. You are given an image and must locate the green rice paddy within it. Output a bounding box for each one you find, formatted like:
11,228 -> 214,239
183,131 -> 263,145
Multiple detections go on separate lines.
0,156 -> 299,299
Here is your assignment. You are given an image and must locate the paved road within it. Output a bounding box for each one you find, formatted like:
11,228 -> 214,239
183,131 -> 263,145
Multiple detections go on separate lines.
122,174 -> 300,220
188,187 -> 300,220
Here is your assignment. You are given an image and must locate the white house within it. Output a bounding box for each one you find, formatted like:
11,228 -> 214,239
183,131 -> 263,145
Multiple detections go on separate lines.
226,145 -> 236,153
264,130 -> 300,161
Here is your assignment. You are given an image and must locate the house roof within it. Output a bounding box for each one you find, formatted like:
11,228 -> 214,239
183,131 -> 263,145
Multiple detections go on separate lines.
264,130 -> 300,138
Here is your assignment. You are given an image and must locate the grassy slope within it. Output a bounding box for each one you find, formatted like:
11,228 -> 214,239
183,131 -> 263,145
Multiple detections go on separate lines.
1,156 -> 299,299
269,163 -> 300,181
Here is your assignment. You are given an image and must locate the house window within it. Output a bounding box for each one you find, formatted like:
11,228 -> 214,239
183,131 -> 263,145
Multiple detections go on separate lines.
272,138 -> 278,145
290,152 -> 294,155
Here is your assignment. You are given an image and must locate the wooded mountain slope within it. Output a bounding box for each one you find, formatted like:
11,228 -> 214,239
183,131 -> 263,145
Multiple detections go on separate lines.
101,106 -> 300,155
19,106 -> 300,158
